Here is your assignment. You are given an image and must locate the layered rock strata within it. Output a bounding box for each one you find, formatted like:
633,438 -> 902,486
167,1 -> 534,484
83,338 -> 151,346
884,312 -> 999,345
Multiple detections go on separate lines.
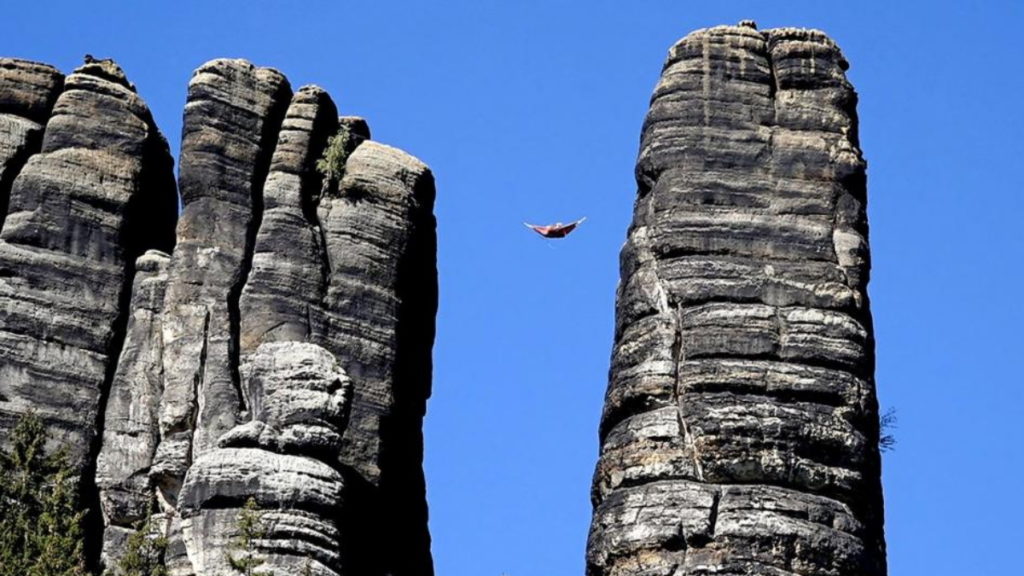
0,57 -> 177,474
313,137 -> 437,576
0,56 -> 437,576
588,24 -> 886,576
0,59 -> 63,226
95,249 -> 172,559
179,342 -> 351,576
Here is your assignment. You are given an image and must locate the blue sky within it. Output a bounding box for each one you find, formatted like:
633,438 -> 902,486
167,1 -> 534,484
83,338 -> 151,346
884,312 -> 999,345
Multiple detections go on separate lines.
7,1 -> 1023,574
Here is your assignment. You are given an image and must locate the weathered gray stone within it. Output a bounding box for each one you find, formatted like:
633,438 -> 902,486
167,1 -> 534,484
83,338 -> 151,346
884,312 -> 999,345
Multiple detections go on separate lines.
0,58 -> 176,473
0,58 -> 64,123
96,250 -> 171,565
0,59 -> 63,228
588,23 -> 886,576
153,59 -> 291,506
178,342 -> 350,576
233,342 -> 352,456
238,85 -> 336,359
1,54 -> 437,576
315,139 -> 437,576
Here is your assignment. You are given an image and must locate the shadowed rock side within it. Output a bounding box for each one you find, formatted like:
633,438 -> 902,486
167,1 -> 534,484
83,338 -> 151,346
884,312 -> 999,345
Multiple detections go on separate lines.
314,138 -> 438,576
170,85 -> 347,576
81,58 -> 438,576
587,25 -> 886,576
0,57 -> 177,477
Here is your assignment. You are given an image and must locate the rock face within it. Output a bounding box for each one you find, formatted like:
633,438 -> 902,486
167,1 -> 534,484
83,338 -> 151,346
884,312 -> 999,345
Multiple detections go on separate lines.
153,58 -> 292,510
179,342 -> 351,576
95,249 -> 172,560
587,24 -> 886,576
314,138 -> 437,576
0,56 -> 437,576
0,57 -> 176,473
0,59 -> 63,226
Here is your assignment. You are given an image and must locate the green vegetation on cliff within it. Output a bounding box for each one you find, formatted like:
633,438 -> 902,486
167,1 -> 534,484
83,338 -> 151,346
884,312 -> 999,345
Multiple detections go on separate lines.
315,125 -> 353,185
107,515 -> 168,576
0,412 -> 87,576
226,497 -> 272,576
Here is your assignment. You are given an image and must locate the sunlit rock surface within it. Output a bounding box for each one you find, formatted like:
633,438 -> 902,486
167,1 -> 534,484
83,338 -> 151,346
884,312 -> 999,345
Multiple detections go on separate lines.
0,55 -> 437,576
587,23 -> 887,576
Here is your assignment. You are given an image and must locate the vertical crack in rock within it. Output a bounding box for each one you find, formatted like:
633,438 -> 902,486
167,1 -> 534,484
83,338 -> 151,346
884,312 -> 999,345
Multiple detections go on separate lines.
87,87 -> 179,569
96,250 -> 172,563
0,57 -> 178,570
146,60 -> 291,576
588,23 -> 886,576
2,55 -> 437,576
238,85 -> 338,363
154,60 -> 291,509
705,489 -> 720,540
179,342 -> 352,576
228,78 -> 292,415
96,248 -> 174,565
172,87 -> 352,576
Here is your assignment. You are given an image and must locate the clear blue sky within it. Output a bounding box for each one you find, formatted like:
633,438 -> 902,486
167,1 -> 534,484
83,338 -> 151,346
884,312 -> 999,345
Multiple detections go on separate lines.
7,1 -> 1023,574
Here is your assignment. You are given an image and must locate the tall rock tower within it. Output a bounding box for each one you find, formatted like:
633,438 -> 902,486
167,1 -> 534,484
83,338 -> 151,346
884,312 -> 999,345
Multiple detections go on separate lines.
587,23 -> 886,576
0,56 -> 436,576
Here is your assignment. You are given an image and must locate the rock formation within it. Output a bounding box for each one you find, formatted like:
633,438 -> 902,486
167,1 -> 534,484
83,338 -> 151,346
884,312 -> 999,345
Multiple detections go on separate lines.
0,56 -> 177,472
587,24 -> 887,576
0,56 -> 436,576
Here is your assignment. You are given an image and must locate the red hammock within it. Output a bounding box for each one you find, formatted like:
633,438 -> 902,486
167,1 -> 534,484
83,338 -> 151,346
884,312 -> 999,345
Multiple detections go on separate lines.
523,217 -> 586,239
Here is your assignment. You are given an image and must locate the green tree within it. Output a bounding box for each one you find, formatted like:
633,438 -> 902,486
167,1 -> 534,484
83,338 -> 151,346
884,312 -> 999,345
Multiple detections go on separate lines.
28,458 -> 87,576
315,125 -> 353,186
0,412 -> 87,576
0,409 -> 48,566
225,497 -> 272,576
108,514 -> 168,576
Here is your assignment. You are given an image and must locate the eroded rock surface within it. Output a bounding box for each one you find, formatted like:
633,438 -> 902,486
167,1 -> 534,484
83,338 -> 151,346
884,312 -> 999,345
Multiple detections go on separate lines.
238,85 -> 336,360
314,138 -> 438,576
1,55 -> 437,576
96,249 -> 172,561
0,59 -> 63,227
0,57 -> 176,472
588,24 -> 886,576
154,59 -> 292,499
179,342 -> 350,576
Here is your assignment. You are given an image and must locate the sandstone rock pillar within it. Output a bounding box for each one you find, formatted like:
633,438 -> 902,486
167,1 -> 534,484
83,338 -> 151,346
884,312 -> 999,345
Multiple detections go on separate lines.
587,23 -> 886,576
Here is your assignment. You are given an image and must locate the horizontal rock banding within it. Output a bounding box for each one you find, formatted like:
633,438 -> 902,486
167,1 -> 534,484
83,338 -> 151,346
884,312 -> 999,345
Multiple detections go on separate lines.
588,24 -> 886,576
314,137 -> 438,576
155,60 -> 292,497
1,54 -> 437,576
179,343 -> 351,576
0,58 -> 176,473
65,58 -> 438,576
0,59 -> 63,229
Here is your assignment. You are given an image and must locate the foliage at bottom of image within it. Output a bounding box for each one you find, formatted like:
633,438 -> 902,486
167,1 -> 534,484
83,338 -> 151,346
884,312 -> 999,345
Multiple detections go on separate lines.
0,411 -> 87,576
106,515 -> 168,576
225,497 -> 273,576
223,498 -> 318,576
